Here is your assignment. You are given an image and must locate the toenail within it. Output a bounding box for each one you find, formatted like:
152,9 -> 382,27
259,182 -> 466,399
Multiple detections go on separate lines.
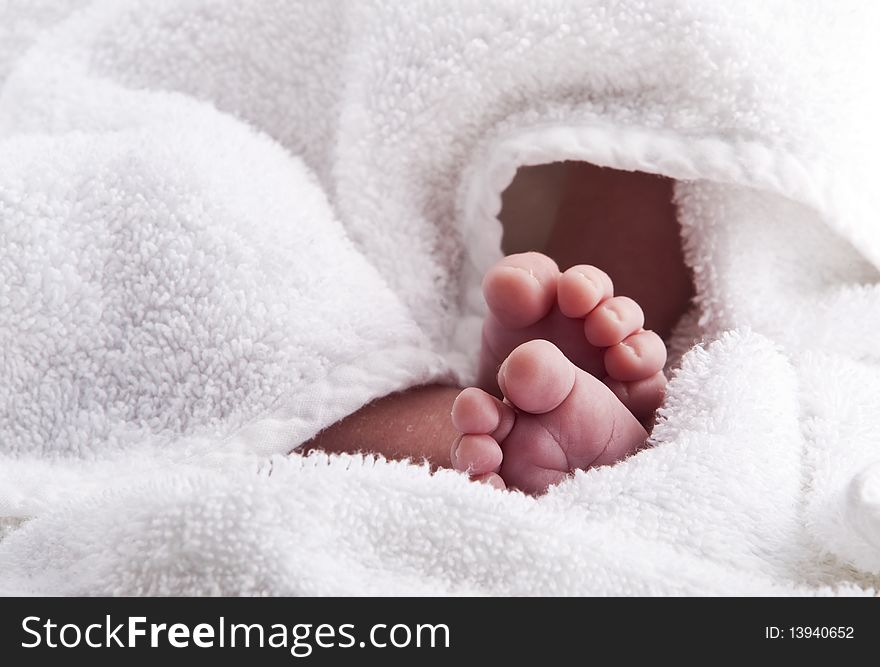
576,271 -> 596,288
450,437 -> 462,465
620,341 -> 641,357
497,358 -> 510,394
507,265 -> 540,284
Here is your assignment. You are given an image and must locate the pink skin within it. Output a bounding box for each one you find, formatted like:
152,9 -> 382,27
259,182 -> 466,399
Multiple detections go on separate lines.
303,166 -> 689,496
451,340 -> 651,494
453,252 -> 667,493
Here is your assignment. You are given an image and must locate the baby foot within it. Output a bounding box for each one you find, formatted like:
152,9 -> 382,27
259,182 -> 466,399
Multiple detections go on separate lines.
478,252 -> 667,424
452,340 -> 648,494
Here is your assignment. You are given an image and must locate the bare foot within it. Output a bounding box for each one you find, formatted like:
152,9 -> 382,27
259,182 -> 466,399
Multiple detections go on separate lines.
451,340 -> 649,495
478,251 -> 667,424
305,165 -> 688,490
307,251 -> 668,493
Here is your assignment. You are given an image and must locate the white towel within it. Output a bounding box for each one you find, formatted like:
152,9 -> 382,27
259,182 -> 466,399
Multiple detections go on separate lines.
1,0 -> 879,595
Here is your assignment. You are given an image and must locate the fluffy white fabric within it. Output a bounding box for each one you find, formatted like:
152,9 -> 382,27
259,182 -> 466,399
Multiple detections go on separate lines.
1,0 -> 879,595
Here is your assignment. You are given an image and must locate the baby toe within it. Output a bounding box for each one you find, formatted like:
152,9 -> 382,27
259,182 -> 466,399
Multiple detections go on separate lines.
451,434 -> 503,475
604,371 -> 667,421
471,472 -> 507,490
482,252 -> 559,329
583,296 -> 645,347
452,387 -> 500,434
604,330 -> 667,382
452,387 -> 516,440
557,265 -> 613,318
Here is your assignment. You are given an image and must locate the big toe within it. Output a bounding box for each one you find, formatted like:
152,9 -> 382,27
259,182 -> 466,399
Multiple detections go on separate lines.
497,339 -> 576,414
482,252 -> 559,329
